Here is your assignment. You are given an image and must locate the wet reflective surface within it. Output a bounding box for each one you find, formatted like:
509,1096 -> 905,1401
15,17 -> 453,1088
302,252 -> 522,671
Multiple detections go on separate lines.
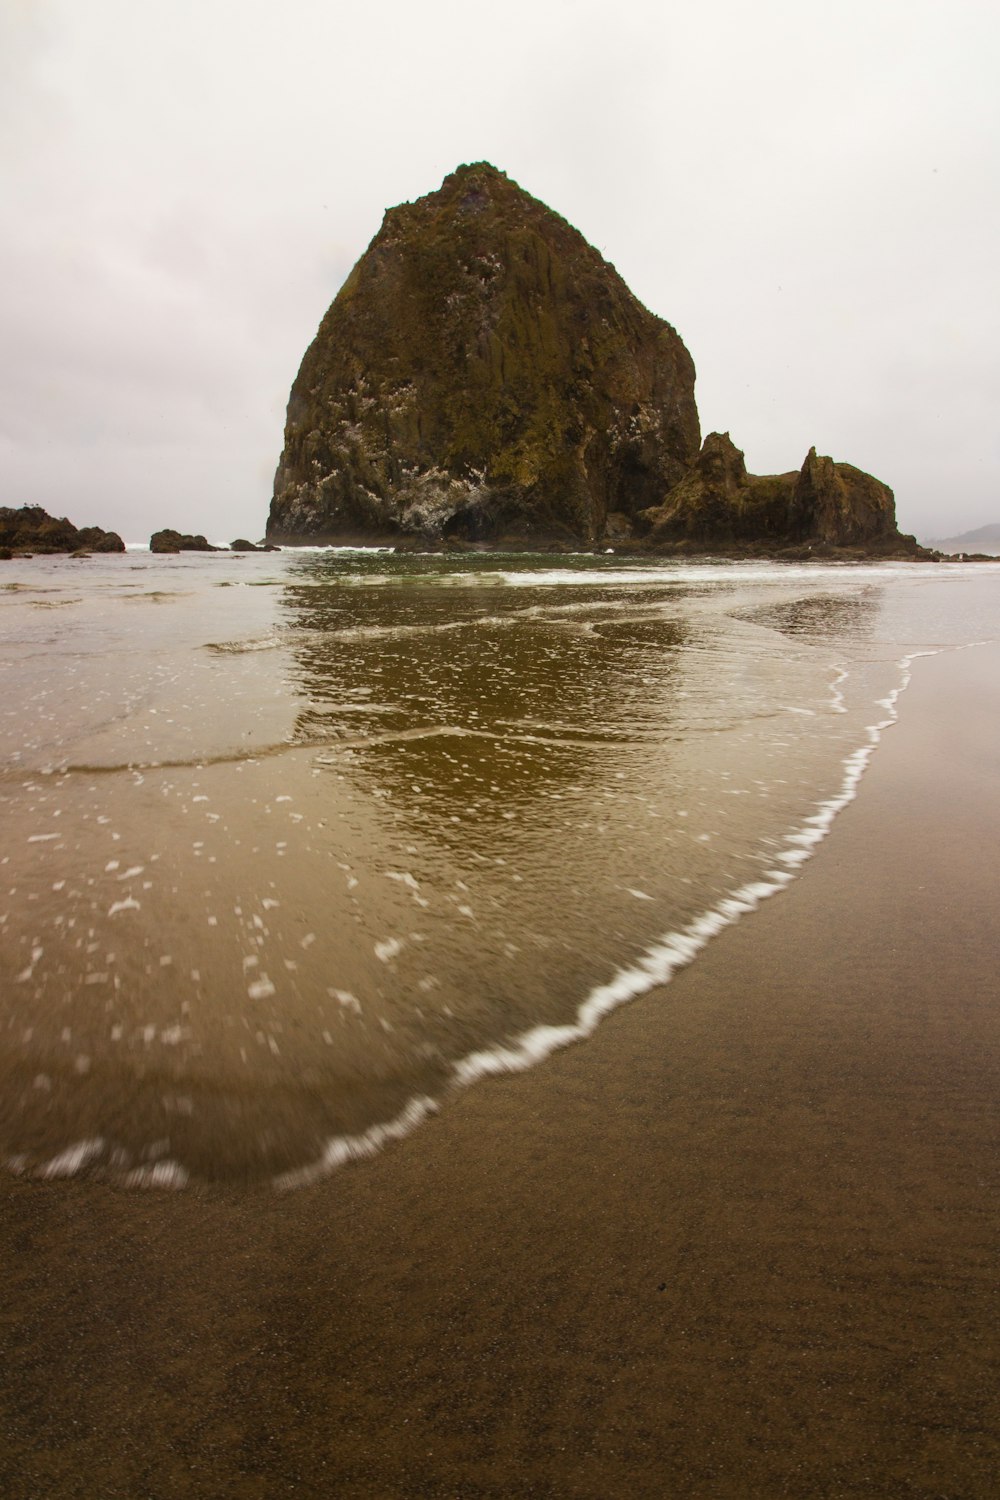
1,550 -> 997,1184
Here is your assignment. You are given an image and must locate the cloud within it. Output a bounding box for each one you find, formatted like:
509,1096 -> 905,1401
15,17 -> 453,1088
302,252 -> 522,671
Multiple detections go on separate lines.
1,0 -> 997,541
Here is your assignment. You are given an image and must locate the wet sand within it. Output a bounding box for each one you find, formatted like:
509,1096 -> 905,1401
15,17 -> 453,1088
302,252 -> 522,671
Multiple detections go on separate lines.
1,642 -> 998,1498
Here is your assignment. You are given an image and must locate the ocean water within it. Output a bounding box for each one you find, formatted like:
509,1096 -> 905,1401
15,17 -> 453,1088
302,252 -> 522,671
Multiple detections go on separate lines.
1,548 -> 997,1187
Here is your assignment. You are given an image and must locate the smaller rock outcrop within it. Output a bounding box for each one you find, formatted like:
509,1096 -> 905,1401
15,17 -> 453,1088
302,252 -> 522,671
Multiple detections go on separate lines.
149,529 -> 220,554
637,435 -> 922,556
76,528 -> 127,553
0,505 -> 125,555
793,447 -> 905,550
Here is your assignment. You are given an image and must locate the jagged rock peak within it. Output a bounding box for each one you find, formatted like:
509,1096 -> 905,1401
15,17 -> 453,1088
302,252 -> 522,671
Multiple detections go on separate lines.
637,434 -> 918,556
268,164 -> 701,545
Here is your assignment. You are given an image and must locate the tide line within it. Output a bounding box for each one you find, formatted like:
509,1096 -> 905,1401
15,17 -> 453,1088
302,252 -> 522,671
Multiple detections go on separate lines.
273,649 -> 939,1192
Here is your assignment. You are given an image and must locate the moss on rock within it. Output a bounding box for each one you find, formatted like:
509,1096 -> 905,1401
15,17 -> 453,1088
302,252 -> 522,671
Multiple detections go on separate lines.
268,164 -> 919,557
268,164 -> 700,545
637,434 -> 922,557
0,506 -> 124,555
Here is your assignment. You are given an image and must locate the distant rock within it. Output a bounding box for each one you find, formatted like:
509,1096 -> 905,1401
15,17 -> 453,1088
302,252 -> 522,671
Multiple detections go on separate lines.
149,529 -> 220,554
0,505 -> 125,555
268,163 -> 922,557
77,528 -> 127,553
229,538 -> 281,552
928,522 -> 1000,556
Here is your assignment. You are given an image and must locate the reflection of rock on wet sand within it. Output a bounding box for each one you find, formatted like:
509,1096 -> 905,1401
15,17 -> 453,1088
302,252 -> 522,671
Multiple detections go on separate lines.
281,569 -> 689,845
733,588 -> 881,640
0,561 -> 902,1186
1,567 -> 702,1185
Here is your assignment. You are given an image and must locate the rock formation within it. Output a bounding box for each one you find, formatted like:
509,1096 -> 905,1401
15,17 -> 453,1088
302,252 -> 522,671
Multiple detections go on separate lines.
637,434 -> 918,556
0,505 -> 125,555
149,529 -> 220,554
268,163 -> 920,556
269,163 -> 699,546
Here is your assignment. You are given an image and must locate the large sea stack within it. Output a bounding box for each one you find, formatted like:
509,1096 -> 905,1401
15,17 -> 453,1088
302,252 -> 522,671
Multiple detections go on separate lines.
269,164 -> 917,555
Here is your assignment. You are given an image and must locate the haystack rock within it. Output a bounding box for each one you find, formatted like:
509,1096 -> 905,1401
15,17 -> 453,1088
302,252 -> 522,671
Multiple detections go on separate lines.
269,163 -> 919,555
269,163 -> 699,546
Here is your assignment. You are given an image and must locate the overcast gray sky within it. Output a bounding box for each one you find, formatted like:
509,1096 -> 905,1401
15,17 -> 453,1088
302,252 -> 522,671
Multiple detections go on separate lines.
1,0 -> 997,544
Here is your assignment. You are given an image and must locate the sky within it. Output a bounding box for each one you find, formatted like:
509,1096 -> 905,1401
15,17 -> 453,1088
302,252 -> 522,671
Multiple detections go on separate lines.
1,0 -> 997,546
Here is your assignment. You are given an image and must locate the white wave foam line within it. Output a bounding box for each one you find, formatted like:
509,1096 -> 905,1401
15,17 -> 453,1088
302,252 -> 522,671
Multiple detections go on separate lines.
273,1096 -> 439,1192
38,1138 -> 106,1179
829,666 -> 849,714
240,557 -> 989,597
493,562 -> 961,588
452,651 -> 932,1088
120,1160 -> 190,1190
277,651 -> 934,1192
24,648 -> 947,1196
29,1137 -> 190,1189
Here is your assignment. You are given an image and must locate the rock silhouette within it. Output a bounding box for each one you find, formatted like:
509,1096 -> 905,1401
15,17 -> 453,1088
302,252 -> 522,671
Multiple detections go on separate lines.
269,164 -> 919,556
0,506 -> 125,556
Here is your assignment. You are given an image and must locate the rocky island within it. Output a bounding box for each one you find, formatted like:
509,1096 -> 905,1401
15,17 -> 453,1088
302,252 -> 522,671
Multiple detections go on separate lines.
0,505 -> 125,558
149,528 -> 220,553
268,163 -> 921,557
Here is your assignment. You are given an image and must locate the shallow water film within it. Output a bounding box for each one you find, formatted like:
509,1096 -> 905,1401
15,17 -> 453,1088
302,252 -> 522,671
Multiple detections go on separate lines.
1,550 -> 996,1185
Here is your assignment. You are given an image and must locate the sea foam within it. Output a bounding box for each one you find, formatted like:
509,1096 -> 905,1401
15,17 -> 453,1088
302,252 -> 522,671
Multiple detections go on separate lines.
271,651 -> 934,1191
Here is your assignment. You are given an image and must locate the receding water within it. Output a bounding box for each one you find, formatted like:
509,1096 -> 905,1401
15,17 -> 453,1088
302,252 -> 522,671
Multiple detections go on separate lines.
1,548 -> 997,1186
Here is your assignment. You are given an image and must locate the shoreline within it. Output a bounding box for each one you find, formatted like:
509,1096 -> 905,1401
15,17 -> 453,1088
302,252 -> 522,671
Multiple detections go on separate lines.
2,642 -> 998,1496
277,645 -> 917,1196
3,539 -> 993,565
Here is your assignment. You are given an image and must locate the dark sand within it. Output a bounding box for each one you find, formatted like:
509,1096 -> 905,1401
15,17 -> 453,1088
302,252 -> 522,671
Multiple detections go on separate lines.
2,644 -> 998,1499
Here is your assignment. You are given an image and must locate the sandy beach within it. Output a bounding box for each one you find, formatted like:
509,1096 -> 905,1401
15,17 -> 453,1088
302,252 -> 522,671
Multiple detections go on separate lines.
1,639 -> 998,1499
